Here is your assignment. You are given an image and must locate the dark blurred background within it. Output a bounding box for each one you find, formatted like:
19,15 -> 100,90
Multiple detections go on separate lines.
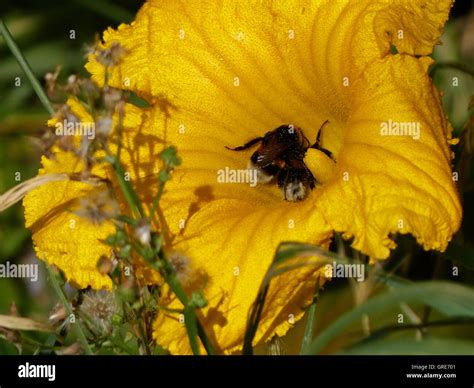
0,1 -> 473,355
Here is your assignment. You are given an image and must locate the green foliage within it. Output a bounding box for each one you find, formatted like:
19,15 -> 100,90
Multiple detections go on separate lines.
305,281 -> 474,354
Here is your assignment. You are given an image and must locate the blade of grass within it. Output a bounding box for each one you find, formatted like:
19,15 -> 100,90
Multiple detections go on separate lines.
0,19 -> 54,116
107,156 -> 144,220
341,336 -> 474,355
299,279 -> 320,354
304,281 -> 474,355
346,317 -> 474,350
158,252 -> 215,355
242,283 -> 270,355
183,306 -> 200,355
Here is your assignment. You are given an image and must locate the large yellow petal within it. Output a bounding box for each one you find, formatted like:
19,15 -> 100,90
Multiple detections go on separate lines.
24,98 -> 115,290
79,0 -> 460,353
315,54 -> 461,258
24,152 -> 114,290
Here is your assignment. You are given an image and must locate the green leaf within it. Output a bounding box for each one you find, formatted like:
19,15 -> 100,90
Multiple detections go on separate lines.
104,229 -> 127,247
118,244 -> 132,260
152,233 -> 163,254
159,146 -> 181,167
158,170 -> 170,183
114,215 -> 137,226
300,279 -> 320,354
305,281 -> 474,354
341,336 -> 474,355
189,291 -> 207,309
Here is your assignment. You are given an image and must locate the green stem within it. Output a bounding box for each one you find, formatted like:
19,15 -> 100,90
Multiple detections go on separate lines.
159,253 -> 214,355
300,280 -> 320,354
111,149 -> 216,354
0,19 -> 55,116
46,266 -> 93,355
129,210 -> 206,354
149,180 -> 165,222
109,156 -> 144,220
183,307 -> 201,355
243,284 -> 269,355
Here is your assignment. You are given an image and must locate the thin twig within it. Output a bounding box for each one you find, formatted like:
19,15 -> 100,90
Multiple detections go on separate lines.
46,267 -> 93,355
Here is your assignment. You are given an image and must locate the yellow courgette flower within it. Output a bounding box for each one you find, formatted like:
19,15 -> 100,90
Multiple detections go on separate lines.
24,0 -> 461,354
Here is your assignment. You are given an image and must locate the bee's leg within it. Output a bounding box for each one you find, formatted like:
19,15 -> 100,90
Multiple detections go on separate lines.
304,166 -> 317,190
310,120 -> 335,160
225,137 -> 263,151
313,143 -> 334,160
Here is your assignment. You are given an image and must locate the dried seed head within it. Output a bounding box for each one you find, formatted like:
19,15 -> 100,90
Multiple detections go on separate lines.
48,106 -> 79,153
94,42 -> 127,68
44,66 -> 62,98
96,116 -> 113,138
97,255 -> 115,275
168,251 -> 192,285
80,78 -> 101,98
103,86 -> 124,112
134,219 -> 151,245
79,290 -> 117,337
64,74 -> 81,95
167,251 -> 209,292
74,188 -> 119,225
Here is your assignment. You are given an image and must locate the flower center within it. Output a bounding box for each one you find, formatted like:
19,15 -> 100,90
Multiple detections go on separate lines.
227,121 -> 335,202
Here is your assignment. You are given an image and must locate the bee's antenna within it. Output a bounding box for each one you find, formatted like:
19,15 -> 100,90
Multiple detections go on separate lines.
313,119 -> 330,147
225,136 -> 263,151
310,120 -> 334,160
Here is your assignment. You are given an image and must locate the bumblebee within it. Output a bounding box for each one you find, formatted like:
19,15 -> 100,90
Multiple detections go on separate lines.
226,121 -> 332,201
